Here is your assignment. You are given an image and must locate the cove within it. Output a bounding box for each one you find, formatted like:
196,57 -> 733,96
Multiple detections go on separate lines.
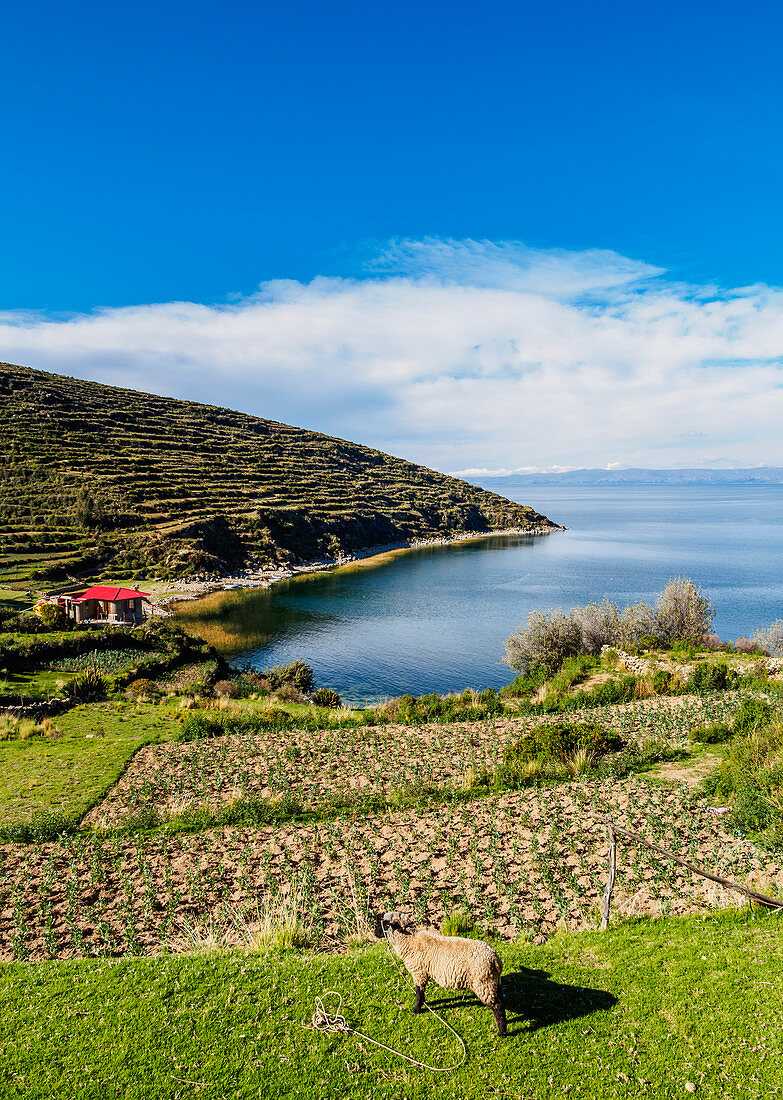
173,486 -> 783,704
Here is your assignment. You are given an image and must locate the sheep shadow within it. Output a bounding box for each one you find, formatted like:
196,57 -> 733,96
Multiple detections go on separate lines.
424,967 -> 617,1038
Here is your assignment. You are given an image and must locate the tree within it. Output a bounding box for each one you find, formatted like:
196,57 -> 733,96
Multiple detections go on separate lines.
35,601 -> 67,628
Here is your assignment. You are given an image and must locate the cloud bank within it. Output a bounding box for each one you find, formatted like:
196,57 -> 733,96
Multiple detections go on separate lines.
3,237 -> 783,473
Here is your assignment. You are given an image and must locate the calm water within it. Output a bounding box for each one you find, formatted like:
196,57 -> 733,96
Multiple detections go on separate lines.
174,487 -> 783,703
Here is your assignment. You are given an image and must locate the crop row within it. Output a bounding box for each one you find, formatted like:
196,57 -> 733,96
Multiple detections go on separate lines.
84,694 -> 743,828
2,778 -> 779,961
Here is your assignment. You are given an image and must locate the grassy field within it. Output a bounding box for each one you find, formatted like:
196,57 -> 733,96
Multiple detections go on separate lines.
0,701 -> 179,831
2,910 -> 781,1100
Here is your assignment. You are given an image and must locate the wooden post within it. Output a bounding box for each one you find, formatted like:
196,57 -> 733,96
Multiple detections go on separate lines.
601,817 -> 617,930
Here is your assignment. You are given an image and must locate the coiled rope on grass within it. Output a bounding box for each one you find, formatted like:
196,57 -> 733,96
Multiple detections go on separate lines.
305,990 -> 467,1072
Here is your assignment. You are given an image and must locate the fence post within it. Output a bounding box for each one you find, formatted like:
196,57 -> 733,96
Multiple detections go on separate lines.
601,817 -> 617,930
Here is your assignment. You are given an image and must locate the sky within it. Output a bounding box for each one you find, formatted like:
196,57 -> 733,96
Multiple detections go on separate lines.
2,0 -> 783,473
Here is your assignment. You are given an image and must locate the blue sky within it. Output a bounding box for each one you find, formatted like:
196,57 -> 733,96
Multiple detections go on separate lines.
3,1 -> 783,471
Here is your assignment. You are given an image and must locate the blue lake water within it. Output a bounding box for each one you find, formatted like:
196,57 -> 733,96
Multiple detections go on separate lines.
174,486 -> 783,703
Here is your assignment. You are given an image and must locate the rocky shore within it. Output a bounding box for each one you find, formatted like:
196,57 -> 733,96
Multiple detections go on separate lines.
157,523 -> 564,608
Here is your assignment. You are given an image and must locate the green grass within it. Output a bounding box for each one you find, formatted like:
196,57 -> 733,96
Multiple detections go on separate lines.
0,589 -> 33,614
1,910 -> 781,1099
0,700 -> 177,830
0,668 -> 79,700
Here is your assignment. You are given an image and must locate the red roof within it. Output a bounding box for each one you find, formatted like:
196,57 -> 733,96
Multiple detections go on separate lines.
72,586 -> 150,603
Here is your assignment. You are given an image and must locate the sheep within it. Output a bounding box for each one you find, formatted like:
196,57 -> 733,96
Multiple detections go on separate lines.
374,911 -> 507,1036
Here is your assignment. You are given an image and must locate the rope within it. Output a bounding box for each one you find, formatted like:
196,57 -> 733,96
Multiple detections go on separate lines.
305,990 -> 467,1073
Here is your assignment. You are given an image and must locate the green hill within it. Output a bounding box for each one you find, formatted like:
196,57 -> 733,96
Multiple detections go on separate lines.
0,362 -> 556,585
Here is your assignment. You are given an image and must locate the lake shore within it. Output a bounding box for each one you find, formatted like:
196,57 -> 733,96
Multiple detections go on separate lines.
156,523 -> 563,609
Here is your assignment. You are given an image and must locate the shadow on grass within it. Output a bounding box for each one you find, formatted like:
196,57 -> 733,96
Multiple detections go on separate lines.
425,967 -> 617,1038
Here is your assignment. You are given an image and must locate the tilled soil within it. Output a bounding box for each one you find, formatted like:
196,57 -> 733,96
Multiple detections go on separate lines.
84,694 -> 740,827
3,777 -> 780,961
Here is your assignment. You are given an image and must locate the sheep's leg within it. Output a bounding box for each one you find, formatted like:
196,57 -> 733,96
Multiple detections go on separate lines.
492,1002 -> 507,1036
412,983 -> 427,1014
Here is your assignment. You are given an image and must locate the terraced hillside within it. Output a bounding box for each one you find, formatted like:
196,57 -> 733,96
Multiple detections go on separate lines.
0,362 -> 556,584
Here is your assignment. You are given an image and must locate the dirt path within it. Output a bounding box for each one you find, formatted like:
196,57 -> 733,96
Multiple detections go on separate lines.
648,748 -> 723,787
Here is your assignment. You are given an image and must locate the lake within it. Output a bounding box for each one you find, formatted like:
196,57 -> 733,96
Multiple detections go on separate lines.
173,486 -> 783,703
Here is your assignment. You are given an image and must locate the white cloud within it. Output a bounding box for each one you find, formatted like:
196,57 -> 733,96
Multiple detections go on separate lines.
2,237 -> 783,472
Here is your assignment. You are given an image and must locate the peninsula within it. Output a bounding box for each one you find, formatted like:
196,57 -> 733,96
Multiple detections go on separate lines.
0,362 -> 558,591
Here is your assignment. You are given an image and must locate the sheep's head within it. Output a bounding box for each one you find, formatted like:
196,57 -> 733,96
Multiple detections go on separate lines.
374,911 -> 414,939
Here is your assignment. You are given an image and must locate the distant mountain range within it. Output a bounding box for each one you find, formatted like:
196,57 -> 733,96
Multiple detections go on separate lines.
463,468 -> 783,488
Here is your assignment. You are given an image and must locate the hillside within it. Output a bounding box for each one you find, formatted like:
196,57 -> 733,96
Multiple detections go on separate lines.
0,362 -> 556,586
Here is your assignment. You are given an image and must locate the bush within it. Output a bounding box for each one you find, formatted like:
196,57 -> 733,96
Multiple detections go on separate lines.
702,724 -> 783,849
734,637 -> 760,655
653,576 -> 715,646
615,601 -> 658,650
65,668 -> 106,702
503,722 -> 623,766
574,676 -> 638,707
690,723 -> 733,744
572,600 -> 619,655
689,661 -> 733,695
125,677 -> 158,700
265,659 -> 316,694
312,687 -> 342,708
501,668 -> 547,697
34,602 -> 67,629
752,620 -> 783,657
732,697 -> 776,734
505,576 -> 716,677
652,669 -> 672,694
213,679 -> 241,699
504,608 -> 582,676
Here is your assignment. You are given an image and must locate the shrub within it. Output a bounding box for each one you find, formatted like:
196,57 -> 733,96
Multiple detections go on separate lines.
503,721 -> 623,766
501,668 -> 547,697
575,676 -> 638,707
689,661 -> 732,695
504,608 -> 582,676
312,687 -> 342,708
615,601 -> 658,650
652,669 -> 672,694
752,620 -> 783,657
66,668 -> 106,701
690,723 -> 733,744
734,637 -> 760,655
653,576 -> 715,646
572,599 -> 619,655
702,724 -> 783,849
213,679 -> 241,699
732,697 -> 776,734
34,601 -> 67,628
125,677 -> 158,700
265,659 -> 316,694
549,655 -> 593,693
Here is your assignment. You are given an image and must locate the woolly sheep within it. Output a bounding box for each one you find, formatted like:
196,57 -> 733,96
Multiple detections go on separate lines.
374,911 -> 507,1036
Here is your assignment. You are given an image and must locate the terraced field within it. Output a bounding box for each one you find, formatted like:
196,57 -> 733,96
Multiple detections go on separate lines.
2,687 -> 779,962
4,775 -> 780,962
0,362 -> 555,586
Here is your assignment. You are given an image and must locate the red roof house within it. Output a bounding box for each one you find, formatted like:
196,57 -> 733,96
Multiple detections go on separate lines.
61,586 -> 150,624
